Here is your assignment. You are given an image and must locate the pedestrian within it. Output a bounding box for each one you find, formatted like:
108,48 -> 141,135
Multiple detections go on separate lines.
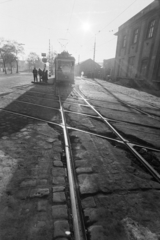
81,71 -> 84,79
42,68 -> 48,83
38,68 -> 43,82
32,67 -> 38,82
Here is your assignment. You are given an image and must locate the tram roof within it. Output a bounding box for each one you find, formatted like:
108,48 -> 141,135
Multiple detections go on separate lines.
55,51 -> 75,61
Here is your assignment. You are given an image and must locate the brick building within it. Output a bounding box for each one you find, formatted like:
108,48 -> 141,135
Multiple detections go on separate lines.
113,0 -> 160,83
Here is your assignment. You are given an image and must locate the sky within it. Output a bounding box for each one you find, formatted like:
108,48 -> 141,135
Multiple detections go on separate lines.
0,0 -> 154,63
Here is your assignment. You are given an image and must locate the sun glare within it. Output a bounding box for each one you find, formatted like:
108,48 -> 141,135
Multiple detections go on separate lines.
82,22 -> 91,31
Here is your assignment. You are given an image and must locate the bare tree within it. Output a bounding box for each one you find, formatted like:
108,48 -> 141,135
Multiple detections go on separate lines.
4,51 -> 17,74
0,39 -> 24,74
12,41 -> 24,73
0,38 -> 7,73
27,52 -> 43,70
0,43 -> 16,74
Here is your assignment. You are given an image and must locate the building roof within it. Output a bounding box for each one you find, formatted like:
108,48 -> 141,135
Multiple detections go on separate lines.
79,58 -> 101,68
115,0 -> 160,35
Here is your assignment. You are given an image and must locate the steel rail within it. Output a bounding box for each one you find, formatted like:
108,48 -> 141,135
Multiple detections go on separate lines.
58,90 -> 87,240
2,91 -> 89,107
14,93 -> 88,107
127,104 -> 160,120
83,77 -> 160,116
1,99 -> 160,152
0,107 -> 62,127
105,118 -> 160,130
68,127 -> 160,152
4,95 -> 160,129
95,79 -> 160,110
75,88 -> 160,183
94,79 -> 160,119
83,77 -> 160,109
67,126 -> 123,143
64,109 -> 99,118
91,79 -> 160,151
129,142 -> 160,152
74,88 -> 128,142
2,97 -> 60,111
1,105 -> 150,148
2,95 -> 100,119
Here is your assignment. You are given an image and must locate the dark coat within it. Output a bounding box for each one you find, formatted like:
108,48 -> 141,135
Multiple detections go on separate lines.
33,68 -> 37,75
42,70 -> 48,82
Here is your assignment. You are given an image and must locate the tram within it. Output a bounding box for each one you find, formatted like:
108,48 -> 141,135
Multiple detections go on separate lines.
54,51 -> 75,84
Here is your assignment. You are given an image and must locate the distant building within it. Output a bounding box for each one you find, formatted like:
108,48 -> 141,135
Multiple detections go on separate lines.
113,0 -> 160,83
103,58 -> 115,80
75,59 -> 101,78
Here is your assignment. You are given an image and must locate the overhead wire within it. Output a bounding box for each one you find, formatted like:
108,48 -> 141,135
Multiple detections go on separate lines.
64,0 -> 76,38
84,0 -> 138,60
97,0 -> 138,34
0,0 -> 139,60
66,0 -> 138,55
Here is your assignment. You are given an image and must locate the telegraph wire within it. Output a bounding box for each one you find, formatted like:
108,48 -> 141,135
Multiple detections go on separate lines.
97,0 -> 138,34
88,36 -> 116,53
96,37 -> 117,48
65,0 -> 138,52
65,0 -> 76,37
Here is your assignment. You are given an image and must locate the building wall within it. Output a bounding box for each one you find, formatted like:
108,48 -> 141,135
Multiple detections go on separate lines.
103,58 -> 115,79
77,59 -> 101,78
114,0 -> 160,82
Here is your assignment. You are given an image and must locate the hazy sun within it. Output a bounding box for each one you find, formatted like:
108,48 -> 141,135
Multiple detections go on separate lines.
82,22 -> 91,31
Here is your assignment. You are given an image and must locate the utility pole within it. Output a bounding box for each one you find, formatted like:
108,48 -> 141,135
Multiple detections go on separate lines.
93,36 -> 96,79
93,36 -> 96,62
49,39 -> 51,75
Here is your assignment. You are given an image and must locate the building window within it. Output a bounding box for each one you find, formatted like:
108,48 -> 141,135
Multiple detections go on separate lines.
133,28 -> 139,44
147,20 -> 156,38
140,59 -> 148,78
128,56 -> 135,78
122,35 -> 127,48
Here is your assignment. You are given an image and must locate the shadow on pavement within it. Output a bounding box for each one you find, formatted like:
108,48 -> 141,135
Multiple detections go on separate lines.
0,83 -> 73,240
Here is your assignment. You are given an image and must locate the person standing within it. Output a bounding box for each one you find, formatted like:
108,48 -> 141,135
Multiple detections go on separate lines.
38,68 -> 42,82
32,67 -> 38,82
42,68 -> 48,83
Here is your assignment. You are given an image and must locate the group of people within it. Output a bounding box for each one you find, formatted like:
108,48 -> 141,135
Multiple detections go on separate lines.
32,67 -> 48,83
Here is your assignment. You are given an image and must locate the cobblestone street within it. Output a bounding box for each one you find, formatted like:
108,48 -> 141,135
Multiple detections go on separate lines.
0,74 -> 69,239
0,74 -> 160,239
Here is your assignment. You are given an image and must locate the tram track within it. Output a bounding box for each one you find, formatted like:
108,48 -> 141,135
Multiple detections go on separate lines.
73,87 -> 160,183
93,79 -> 160,119
1,82 -> 160,239
2,94 -> 160,131
1,86 -> 160,149
58,89 -> 87,240
0,105 -> 159,153
82,78 -> 160,111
